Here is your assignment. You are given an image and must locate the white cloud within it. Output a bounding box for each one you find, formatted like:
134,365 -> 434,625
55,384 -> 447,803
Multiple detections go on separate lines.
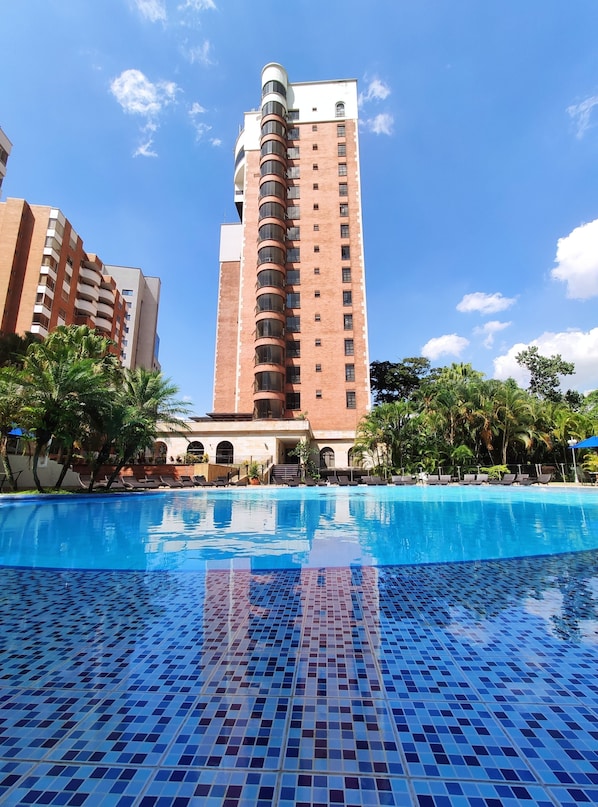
188,101 -> 213,140
457,291 -> 517,314
359,78 -> 391,106
133,0 -> 167,22
110,69 -> 178,116
210,138 -> 222,147
550,218 -> 598,300
568,95 -> 598,139
182,40 -> 214,65
474,320 -> 511,348
493,328 -> 598,393
421,334 -> 470,361
189,101 -> 206,116
362,113 -> 394,136
178,0 -> 216,10
110,69 -> 179,157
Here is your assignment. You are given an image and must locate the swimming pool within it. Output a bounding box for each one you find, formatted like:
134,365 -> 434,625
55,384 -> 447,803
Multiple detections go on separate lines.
1,487 -> 597,806
1,486 -> 597,571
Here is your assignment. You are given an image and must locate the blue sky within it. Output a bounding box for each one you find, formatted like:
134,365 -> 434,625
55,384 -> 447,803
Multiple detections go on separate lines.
2,0 -> 598,415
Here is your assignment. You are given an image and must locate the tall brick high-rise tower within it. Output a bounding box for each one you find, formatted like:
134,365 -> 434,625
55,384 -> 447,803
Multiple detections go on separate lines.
214,63 -> 370,442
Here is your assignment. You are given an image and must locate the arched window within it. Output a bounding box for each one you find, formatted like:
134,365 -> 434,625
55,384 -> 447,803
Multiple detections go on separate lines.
187,441 -> 205,459
319,447 -> 335,469
335,102 -> 345,118
216,441 -> 234,464
348,447 -> 358,467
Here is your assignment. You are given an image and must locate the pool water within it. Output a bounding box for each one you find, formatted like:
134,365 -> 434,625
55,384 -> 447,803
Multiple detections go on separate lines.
1,487 -> 598,806
1,486 -> 597,571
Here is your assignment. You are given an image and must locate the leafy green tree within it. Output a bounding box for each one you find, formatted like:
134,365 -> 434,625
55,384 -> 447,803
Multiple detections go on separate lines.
370,357 -> 431,404
515,346 -> 574,402
0,331 -> 40,369
0,367 -> 25,490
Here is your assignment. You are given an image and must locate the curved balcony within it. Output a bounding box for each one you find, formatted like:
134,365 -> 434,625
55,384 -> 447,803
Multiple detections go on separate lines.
95,314 -> 113,333
253,398 -> 284,419
96,301 -> 114,319
76,282 -> 99,303
79,263 -> 102,285
98,285 -> 115,305
74,297 -> 95,317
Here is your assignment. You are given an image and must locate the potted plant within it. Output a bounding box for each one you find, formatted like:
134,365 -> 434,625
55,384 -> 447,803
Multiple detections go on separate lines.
248,461 -> 261,485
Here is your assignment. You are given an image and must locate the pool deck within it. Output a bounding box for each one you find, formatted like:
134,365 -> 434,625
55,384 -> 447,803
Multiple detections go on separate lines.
1,546 -> 598,806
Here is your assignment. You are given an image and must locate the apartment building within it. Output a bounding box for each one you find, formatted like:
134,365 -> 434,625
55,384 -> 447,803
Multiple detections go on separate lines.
0,129 -> 11,199
0,199 -> 160,369
208,63 -> 370,466
105,265 -> 161,371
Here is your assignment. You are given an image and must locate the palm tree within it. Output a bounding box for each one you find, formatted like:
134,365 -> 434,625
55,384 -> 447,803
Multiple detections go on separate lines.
106,368 -> 190,487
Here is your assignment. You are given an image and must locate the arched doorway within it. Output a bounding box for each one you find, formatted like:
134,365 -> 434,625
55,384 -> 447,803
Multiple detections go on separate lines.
216,440 -> 234,465
319,447 -> 335,469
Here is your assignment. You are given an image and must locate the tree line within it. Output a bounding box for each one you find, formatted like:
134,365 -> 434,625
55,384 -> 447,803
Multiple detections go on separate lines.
356,352 -> 598,478
0,326 -> 189,492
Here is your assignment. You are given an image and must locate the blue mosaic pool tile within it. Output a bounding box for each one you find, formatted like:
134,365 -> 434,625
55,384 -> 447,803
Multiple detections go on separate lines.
2,761 -> 151,806
389,698 -> 536,783
278,772 -> 411,806
162,695 -> 289,770
141,767 -> 279,806
285,697 -> 404,776
411,777 -> 555,805
43,691 -> 194,767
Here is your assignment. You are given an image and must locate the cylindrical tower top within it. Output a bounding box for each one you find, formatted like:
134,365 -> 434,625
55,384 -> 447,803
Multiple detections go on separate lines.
261,63 -> 288,91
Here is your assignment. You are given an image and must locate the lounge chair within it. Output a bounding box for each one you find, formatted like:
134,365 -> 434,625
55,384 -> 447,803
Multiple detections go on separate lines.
391,475 -> 416,485
514,473 -> 529,484
427,475 -> 441,485
461,474 -> 476,485
178,475 -> 196,487
160,475 -> 184,488
286,477 -> 301,486
337,475 -> 359,486
192,474 -> 214,487
78,474 -> 107,491
473,473 -> 488,485
521,473 -> 552,485
122,476 -> 159,490
499,473 -> 516,485
363,476 -> 386,485
213,475 -> 229,487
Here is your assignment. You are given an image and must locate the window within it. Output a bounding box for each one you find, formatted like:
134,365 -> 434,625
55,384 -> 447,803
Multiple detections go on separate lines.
314,267 -> 320,274
314,245 -> 320,253
286,365 -> 301,384
335,102 -> 345,118
314,290 -> 320,298
287,205 -> 300,218
287,109 -> 299,121
216,441 -> 234,464
339,183 -> 348,196
286,316 -> 301,332
340,224 -> 350,238
345,364 -> 355,382
344,314 -> 353,330
338,143 -> 346,157
315,364 -> 322,372
287,185 -> 300,199
312,183 -> 319,190
344,338 -> 354,356
287,226 -> 300,240
286,340 -> 300,358
312,164 -> 318,171
122,289 -> 134,296
341,245 -> 351,260
286,292 -> 300,308
314,313 -> 321,322
338,163 -> 347,176
286,269 -> 300,285
343,290 -> 353,306
286,247 -> 300,262
346,391 -> 356,409
287,147 -> 300,159
320,447 -> 335,468
340,203 -> 349,217
312,124 -> 318,131
286,391 -> 301,410
315,338 -> 322,346
286,166 -> 300,179
337,124 -> 346,137
316,390 -> 323,399
312,143 -> 318,149
313,224 -> 319,231
288,126 -> 299,139
313,203 -> 319,210
342,267 -> 351,283
187,441 -> 205,459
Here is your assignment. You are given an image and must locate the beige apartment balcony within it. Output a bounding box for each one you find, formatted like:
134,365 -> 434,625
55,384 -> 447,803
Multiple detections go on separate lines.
74,298 -> 95,317
97,285 -> 115,306
76,282 -> 99,304
94,315 -> 112,333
